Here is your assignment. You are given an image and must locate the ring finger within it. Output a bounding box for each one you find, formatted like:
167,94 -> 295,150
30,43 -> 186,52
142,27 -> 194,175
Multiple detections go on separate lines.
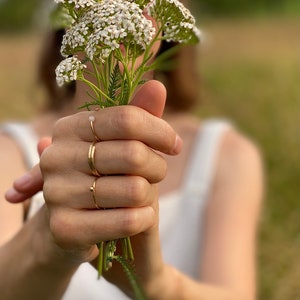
44,175 -> 156,210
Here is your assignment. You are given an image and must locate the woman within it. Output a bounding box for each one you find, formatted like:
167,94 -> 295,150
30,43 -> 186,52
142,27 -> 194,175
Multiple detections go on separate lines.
1,22 -> 263,300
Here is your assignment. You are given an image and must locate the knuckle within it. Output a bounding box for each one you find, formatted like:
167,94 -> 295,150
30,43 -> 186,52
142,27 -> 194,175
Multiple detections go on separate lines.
52,117 -> 69,140
113,107 -> 140,135
127,177 -> 148,206
42,181 -> 52,203
40,143 -> 79,176
119,211 -> 141,236
146,154 -> 167,184
118,207 -> 155,236
49,210 -> 74,248
123,141 -> 146,170
43,178 -> 65,205
156,158 -> 167,182
53,112 -> 87,142
40,145 -> 57,174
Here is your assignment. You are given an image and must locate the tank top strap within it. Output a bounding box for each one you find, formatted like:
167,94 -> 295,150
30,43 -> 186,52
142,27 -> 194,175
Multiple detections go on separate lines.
1,122 -> 39,169
1,122 -> 44,219
182,119 -> 232,201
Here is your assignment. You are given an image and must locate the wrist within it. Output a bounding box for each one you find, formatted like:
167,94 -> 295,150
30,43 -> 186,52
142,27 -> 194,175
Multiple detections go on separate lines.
0,207 -> 81,300
145,264 -> 180,300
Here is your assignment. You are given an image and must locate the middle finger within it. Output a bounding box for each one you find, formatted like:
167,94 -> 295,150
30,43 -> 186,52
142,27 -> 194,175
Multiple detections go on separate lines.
50,140 -> 167,184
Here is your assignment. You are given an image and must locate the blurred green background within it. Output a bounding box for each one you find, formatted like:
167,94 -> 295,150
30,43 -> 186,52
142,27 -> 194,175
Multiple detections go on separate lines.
0,1 -> 299,299
0,0 -> 299,31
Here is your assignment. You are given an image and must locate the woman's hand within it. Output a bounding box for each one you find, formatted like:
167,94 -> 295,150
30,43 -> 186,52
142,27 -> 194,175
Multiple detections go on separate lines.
6,80 -> 182,297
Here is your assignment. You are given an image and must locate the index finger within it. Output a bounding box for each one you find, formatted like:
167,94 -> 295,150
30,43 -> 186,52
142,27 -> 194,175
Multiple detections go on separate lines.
53,106 -> 182,155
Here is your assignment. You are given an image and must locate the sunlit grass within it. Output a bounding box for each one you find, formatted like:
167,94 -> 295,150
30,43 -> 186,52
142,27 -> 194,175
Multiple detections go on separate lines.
0,33 -> 44,120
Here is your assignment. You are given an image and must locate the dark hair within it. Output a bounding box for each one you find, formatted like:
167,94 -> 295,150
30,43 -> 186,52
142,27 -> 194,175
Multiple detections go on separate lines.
38,29 -> 75,111
156,40 -> 200,111
38,30 -> 200,112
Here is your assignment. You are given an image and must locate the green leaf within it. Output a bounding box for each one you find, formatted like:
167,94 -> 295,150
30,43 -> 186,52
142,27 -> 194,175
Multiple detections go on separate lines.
108,64 -> 122,101
49,4 -> 74,30
114,255 -> 147,300
120,79 -> 131,105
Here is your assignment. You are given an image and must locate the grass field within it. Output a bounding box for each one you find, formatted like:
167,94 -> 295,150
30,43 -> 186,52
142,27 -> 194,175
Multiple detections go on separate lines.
0,16 -> 299,300
198,17 -> 300,300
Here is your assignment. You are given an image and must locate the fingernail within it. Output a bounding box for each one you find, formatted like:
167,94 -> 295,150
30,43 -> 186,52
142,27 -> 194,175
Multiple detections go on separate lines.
14,173 -> 32,188
171,135 -> 183,155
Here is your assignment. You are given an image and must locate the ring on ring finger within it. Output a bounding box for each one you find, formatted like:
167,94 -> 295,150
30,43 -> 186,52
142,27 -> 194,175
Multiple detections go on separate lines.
89,177 -> 101,209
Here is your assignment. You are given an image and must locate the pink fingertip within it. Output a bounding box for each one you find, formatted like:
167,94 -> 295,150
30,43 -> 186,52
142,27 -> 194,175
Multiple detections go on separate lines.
171,135 -> 183,155
5,188 -> 22,203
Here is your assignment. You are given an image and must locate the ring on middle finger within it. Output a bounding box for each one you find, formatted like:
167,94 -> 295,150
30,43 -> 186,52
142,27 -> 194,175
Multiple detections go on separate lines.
88,141 -> 101,176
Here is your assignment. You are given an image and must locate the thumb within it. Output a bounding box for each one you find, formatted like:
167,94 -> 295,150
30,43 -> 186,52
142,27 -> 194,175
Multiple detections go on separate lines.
38,137 -> 52,156
130,80 -> 166,117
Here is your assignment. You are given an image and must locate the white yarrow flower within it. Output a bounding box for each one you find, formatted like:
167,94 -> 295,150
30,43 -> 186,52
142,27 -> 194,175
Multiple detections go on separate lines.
55,56 -> 86,86
147,0 -> 200,43
61,22 -> 90,57
60,0 -> 156,61
54,0 -> 96,9
53,0 -> 200,102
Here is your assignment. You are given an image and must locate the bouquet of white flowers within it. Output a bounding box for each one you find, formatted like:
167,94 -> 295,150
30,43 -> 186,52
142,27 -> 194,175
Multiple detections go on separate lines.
52,1 -> 200,298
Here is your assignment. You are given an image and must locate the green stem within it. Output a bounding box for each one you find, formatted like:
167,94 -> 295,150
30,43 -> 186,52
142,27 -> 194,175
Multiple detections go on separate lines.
115,48 -> 134,104
113,255 -> 148,300
91,60 -> 102,96
129,28 -> 164,95
97,242 -> 104,279
80,77 -> 115,105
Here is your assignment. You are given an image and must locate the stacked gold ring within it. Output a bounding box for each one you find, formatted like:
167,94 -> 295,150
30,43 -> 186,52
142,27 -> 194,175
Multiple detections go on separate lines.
88,141 -> 101,176
90,177 -> 101,209
89,115 -> 101,142
88,115 -> 101,209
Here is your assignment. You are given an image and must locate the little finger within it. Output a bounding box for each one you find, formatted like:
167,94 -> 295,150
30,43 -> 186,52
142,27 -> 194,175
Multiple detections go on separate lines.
49,206 -> 156,249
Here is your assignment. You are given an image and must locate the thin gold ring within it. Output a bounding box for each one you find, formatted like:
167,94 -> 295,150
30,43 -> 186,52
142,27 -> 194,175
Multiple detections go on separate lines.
88,141 -> 101,176
89,115 -> 101,142
90,177 -> 101,209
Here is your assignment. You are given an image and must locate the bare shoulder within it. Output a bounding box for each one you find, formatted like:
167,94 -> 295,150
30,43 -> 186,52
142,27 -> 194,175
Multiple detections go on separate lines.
200,128 -> 264,296
219,128 -> 263,175
211,127 -> 264,212
200,129 -> 264,299
220,128 -> 263,184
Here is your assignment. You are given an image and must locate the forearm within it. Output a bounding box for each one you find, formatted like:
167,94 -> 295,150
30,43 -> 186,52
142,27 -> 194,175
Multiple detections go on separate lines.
0,207 -> 79,300
149,265 -> 253,300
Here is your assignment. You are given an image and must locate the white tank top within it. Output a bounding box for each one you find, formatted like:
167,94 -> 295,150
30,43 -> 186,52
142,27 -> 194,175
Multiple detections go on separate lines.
1,120 -> 230,299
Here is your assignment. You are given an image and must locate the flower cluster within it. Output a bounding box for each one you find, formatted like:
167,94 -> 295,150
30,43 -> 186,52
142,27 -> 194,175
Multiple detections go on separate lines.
147,0 -> 201,43
54,0 -> 200,102
61,1 -> 156,61
54,0 -> 96,9
55,56 -> 86,86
